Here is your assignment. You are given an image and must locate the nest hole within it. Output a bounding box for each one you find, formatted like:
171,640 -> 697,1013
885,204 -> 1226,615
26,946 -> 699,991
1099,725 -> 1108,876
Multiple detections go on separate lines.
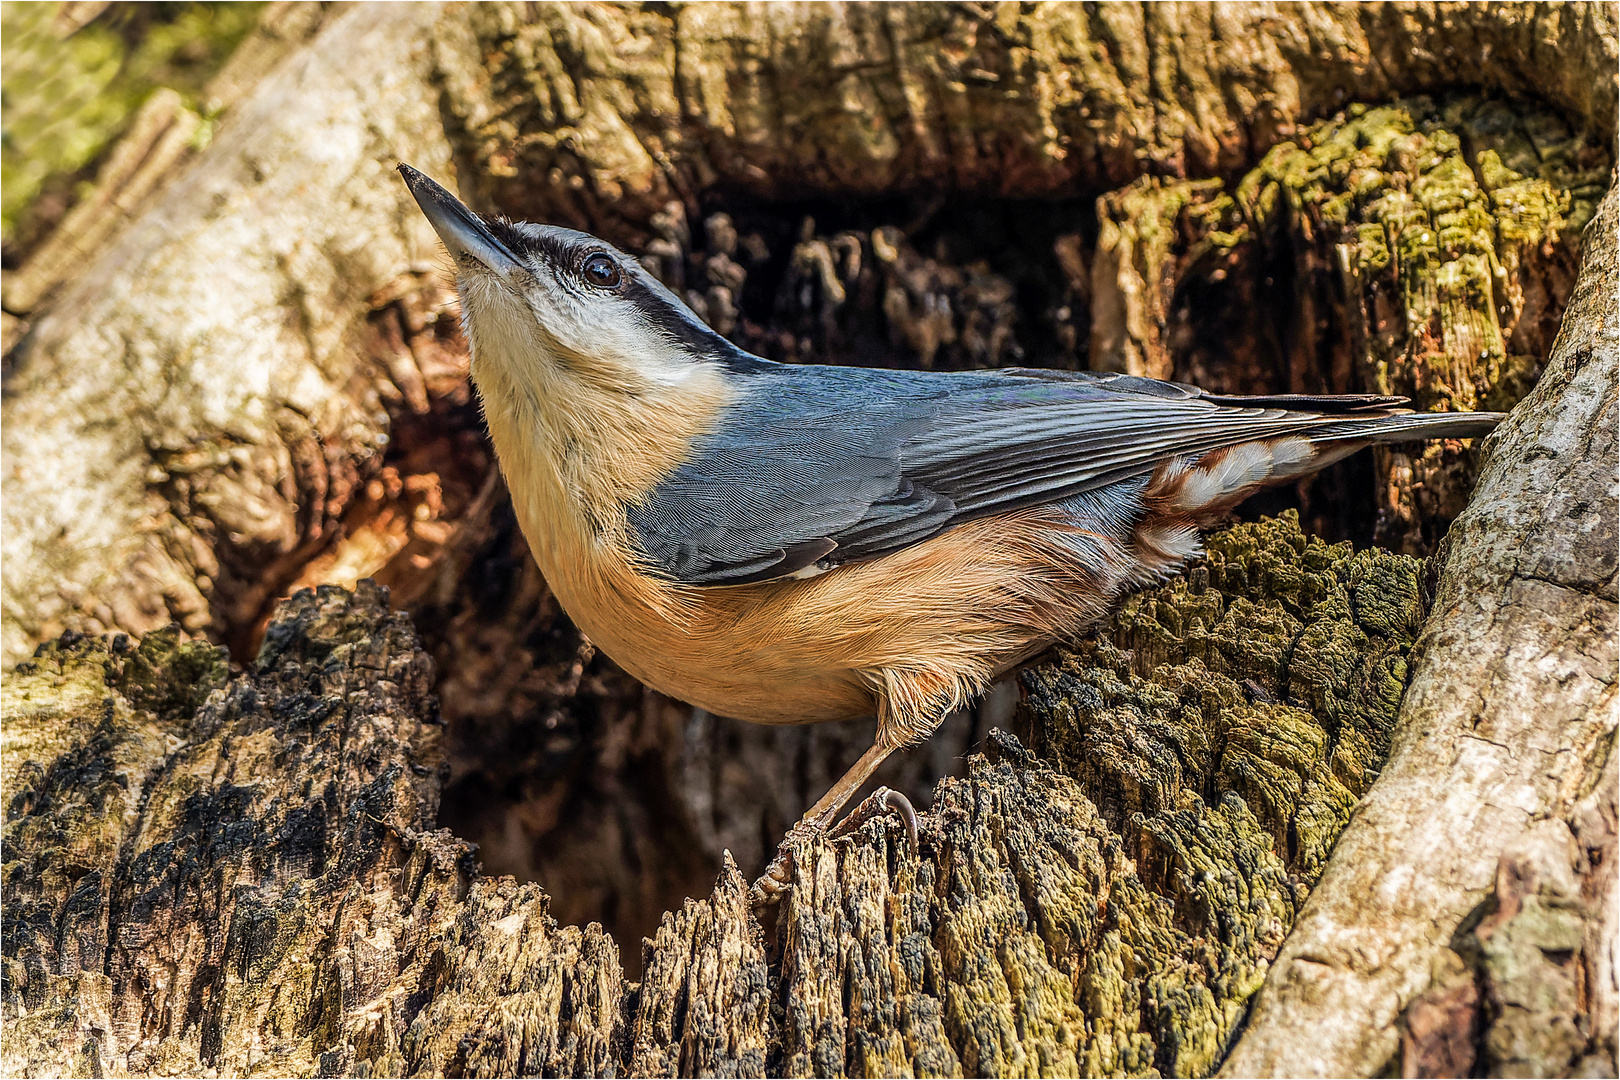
368,188 -> 1403,975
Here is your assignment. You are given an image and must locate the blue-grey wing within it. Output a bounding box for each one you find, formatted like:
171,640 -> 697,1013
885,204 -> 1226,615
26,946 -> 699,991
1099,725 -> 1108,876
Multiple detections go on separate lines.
625,365 -> 1405,585
625,374 -> 955,583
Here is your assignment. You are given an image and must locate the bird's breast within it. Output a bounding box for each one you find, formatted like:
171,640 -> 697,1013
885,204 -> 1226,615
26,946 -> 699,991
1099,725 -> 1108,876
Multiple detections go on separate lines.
518,512 -> 878,724
507,490 -> 1130,728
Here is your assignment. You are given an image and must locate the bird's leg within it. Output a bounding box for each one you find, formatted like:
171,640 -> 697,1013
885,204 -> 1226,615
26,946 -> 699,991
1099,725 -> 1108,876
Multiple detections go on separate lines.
750,740 -> 912,907
800,741 -> 895,832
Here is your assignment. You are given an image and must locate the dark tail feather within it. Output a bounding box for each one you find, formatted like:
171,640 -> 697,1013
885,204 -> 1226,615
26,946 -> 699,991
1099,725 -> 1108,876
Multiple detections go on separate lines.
1313,411 -> 1507,443
1205,391 -> 1410,413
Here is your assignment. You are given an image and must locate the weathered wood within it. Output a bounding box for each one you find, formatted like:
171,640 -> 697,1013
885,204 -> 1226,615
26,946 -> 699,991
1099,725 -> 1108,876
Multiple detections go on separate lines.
3,5 -> 1617,1076
3,512 -> 1435,1077
1221,180 -> 1619,1080
1,2 -> 458,669
446,2 -> 1618,227
0,2 -> 333,325
766,514 -> 1434,1079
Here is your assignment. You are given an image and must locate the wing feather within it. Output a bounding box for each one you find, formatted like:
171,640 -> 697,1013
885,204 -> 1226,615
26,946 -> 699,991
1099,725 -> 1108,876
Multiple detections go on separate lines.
624,364 -> 1421,585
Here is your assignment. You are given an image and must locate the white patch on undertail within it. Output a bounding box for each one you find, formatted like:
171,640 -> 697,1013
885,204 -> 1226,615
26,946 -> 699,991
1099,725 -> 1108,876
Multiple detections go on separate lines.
1268,436 -> 1318,475
1171,442 -> 1274,511
1130,521 -> 1202,582
1170,437 -> 1326,514
1281,436 -> 1366,478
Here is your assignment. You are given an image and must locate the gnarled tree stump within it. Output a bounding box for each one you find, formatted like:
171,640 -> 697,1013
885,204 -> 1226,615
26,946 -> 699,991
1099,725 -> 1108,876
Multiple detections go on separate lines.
2,3 -> 1615,1076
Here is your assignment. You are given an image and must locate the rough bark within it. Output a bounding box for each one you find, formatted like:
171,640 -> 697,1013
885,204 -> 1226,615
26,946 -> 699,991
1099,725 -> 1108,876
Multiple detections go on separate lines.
0,0 -> 1605,975
445,2 -> 1618,227
2,3 -> 1617,1077
1,2 -> 335,334
3,513 -> 1434,1078
1220,180 -> 1619,1080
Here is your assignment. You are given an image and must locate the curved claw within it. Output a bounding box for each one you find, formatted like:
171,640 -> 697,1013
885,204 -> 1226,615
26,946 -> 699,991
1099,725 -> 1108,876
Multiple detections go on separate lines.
750,782 -> 922,911
881,787 -> 920,853
829,785 -> 920,854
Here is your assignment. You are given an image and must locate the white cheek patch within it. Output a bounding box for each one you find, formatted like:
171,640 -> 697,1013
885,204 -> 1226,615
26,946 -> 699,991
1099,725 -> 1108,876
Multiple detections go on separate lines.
525,279 -> 700,387
460,277 -> 542,376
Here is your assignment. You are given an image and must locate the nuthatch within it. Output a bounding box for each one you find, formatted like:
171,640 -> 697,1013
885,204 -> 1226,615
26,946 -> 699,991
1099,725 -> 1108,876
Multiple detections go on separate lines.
399,165 -> 1503,899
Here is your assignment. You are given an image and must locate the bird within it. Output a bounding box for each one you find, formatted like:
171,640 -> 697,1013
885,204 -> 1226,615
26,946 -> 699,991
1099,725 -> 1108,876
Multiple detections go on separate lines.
397,164 -> 1504,901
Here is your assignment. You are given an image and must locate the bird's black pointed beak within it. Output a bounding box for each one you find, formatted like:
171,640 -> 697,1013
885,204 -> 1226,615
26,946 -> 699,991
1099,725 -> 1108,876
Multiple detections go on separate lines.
398,163 -> 523,278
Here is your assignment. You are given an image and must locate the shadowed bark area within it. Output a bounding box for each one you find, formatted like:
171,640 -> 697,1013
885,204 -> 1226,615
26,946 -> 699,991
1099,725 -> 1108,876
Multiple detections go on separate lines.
2,3 -> 1616,1076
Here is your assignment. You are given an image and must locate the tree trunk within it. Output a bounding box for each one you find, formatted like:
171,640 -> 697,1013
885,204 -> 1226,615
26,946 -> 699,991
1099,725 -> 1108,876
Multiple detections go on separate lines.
1223,180 -> 1619,1080
2,3 -> 1615,1076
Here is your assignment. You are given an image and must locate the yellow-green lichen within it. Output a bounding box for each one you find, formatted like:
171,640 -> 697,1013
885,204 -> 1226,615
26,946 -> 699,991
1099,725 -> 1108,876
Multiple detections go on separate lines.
1019,512 -> 1428,1076
1237,95 -> 1597,415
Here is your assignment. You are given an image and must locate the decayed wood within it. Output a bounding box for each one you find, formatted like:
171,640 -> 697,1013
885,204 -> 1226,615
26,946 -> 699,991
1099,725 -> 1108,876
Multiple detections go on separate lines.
3,511 -> 1438,1077
446,2 -> 1618,226
7,454 -> 1606,1074
1222,182 -> 1619,1080
3,4 -> 1617,1077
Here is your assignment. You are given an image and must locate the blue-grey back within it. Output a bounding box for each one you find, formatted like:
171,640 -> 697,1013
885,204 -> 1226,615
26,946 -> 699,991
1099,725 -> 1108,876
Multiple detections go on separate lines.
625,364 -> 1375,585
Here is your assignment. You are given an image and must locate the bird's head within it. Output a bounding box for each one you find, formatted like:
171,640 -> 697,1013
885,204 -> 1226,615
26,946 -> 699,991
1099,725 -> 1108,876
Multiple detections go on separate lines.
398,164 -> 764,539
399,164 -> 755,404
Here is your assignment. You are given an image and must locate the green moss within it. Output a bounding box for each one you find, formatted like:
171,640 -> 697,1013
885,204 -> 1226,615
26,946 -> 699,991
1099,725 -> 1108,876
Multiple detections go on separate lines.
1233,94 -> 1597,416
1103,175 -> 1237,282
1020,513 -> 1428,1075
1,1 -> 264,245
1135,792 -> 1296,1077
3,623 -> 227,753
106,623 -> 229,723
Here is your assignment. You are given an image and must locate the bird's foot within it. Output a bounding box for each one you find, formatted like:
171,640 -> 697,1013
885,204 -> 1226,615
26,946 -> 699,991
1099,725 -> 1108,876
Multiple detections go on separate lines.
749,819 -> 812,909
748,786 -> 919,910
830,786 -> 919,850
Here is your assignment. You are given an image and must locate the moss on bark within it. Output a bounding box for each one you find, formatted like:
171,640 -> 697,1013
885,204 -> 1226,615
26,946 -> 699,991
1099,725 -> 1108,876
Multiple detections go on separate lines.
1235,96 -> 1597,552
1009,512 -> 1424,1076
3,515 -> 1433,1078
1095,93 -> 1605,553
0,2 -> 265,249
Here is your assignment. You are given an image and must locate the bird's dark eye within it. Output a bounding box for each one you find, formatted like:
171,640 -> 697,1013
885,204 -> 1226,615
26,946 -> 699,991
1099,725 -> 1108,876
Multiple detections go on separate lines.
581,252 -> 622,288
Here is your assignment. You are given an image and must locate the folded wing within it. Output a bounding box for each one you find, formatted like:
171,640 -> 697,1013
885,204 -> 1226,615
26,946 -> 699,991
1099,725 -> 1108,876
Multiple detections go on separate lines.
625,365 -> 1497,585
